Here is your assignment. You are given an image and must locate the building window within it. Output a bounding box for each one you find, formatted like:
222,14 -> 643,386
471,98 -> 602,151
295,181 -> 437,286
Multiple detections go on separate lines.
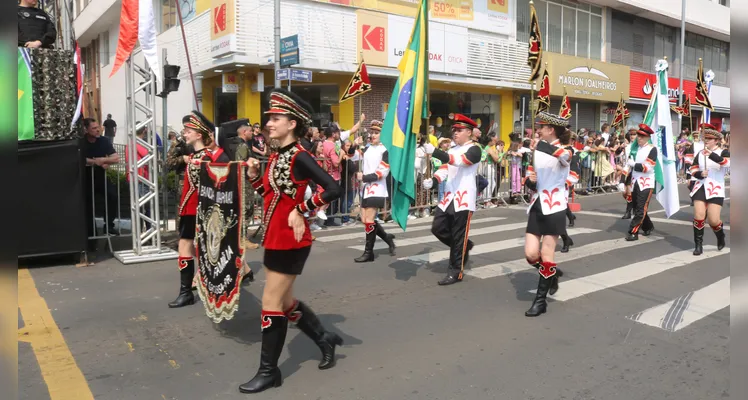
576,10 -> 589,59
161,0 -> 178,32
516,0 -> 603,60
684,31 -> 729,85
589,14 -> 602,60
100,31 -> 110,67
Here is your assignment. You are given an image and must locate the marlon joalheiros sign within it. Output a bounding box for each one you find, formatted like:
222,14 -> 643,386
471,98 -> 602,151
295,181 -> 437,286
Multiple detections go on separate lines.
541,52 -> 630,103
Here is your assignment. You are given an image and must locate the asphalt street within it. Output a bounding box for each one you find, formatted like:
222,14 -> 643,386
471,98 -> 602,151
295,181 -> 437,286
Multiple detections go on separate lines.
19,185 -> 730,400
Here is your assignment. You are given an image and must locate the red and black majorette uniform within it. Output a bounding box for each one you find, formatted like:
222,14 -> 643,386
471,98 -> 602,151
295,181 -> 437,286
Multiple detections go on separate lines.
619,124 -> 657,242
523,111 -> 572,317
239,88 -> 344,395
687,124 -> 729,255
354,120 -> 395,263
250,142 -> 340,273
170,110 -> 229,309
422,113 -> 482,286
560,144 -> 580,253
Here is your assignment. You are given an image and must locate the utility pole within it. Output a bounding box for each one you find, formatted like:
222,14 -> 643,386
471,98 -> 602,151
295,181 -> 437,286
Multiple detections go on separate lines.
274,0 -> 281,88
677,0 -> 686,128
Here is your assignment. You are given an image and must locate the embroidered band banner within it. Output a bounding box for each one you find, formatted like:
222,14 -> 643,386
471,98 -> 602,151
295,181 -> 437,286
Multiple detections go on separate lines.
195,162 -> 245,323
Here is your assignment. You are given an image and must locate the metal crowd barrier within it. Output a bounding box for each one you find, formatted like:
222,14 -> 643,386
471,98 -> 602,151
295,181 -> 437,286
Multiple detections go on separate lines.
90,141 -> 724,252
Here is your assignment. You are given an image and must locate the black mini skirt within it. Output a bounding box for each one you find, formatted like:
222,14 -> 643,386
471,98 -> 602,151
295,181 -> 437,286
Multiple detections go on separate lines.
264,246 -> 312,275
178,215 -> 196,240
526,201 -> 567,236
361,196 -> 386,209
690,186 -> 724,206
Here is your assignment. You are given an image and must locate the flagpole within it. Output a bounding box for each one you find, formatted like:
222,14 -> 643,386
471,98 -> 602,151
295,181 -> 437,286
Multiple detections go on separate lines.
174,0 -> 200,110
677,0 -> 686,131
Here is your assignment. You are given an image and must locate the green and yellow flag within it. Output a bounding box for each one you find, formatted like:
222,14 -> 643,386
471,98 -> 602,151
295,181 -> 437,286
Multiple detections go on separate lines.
380,0 -> 429,231
18,48 -> 34,141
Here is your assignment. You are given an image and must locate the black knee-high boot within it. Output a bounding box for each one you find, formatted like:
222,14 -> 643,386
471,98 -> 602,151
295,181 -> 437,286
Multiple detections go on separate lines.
169,257 -> 196,308
527,257 -> 562,296
693,219 -> 705,256
239,312 -> 288,393
560,233 -> 574,253
355,223 -> 376,262
711,221 -> 726,250
526,262 -> 557,317
565,207 -> 576,227
375,222 -> 396,256
285,299 -> 343,370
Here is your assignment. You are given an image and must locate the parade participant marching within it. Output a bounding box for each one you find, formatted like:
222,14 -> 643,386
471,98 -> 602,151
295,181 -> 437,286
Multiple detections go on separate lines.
170,111 -> 230,308
353,120 -> 396,262
421,114 -> 481,286
523,112 -> 572,317
687,123 -> 729,256
620,129 -> 636,219
617,124 -> 657,241
240,89 -> 343,394
560,128 -> 579,253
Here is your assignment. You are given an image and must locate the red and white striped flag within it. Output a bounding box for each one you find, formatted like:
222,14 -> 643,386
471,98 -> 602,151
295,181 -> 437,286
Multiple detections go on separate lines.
71,41 -> 84,129
110,0 -> 161,83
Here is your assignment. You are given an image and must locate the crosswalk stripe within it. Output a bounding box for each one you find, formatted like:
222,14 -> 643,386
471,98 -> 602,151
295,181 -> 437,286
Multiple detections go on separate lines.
313,214 -> 438,232
538,246 -> 729,301
466,236 -> 665,279
316,217 -> 506,242
649,197 -> 730,215
575,210 -> 731,231
349,222 -> 528,251
627,276 -> 730,332
399,228 -> 601,264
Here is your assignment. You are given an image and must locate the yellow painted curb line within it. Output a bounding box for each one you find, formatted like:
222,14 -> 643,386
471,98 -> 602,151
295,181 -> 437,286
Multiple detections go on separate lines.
18,269 -> 94,400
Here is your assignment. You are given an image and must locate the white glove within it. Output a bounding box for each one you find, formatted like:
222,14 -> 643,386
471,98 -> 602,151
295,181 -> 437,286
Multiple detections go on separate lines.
422,178 -> 433,190
423,143 -> 435,155
626,158 -> 636,168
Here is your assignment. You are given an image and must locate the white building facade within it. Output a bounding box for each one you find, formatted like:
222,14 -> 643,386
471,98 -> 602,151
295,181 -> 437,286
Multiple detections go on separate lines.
69,0 -> 730,145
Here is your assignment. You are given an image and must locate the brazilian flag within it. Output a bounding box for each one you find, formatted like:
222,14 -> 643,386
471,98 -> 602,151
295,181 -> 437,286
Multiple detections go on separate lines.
18,48 -> 34,141
379,0 -> 429,231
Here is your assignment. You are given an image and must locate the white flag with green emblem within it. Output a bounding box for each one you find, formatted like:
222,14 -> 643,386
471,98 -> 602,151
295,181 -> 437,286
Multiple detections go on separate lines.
641,59 -> 679,218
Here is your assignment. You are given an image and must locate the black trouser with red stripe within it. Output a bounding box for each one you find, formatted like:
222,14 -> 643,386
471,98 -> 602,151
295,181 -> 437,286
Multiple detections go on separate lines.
431,202 -> 473,277
628,185 -> 654,235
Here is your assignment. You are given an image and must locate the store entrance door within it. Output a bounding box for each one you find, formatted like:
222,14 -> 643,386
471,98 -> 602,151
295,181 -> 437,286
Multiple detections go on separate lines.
214,88 -> 238,125
429,90 -> 499,138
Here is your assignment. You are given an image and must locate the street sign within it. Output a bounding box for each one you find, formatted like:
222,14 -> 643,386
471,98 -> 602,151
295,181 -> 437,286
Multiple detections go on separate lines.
280,35 -> 299,67
276,68 -> 289,81
275,68 -> 313,83
290,69 -> 313,82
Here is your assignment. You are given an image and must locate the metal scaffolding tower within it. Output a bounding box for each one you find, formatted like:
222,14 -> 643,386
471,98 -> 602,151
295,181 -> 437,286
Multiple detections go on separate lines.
114,57 -> 178,264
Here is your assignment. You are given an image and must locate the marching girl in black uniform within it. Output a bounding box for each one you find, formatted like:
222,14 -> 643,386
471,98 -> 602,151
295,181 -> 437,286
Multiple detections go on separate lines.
354,120 -> 396,262
240,89 -> 343,394
523,112 -> 572,317
169,111 -> 230,308
687,124 -> 729,255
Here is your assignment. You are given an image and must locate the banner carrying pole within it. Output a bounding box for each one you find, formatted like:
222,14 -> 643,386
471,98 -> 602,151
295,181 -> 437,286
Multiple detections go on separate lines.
174,0 -> 200,110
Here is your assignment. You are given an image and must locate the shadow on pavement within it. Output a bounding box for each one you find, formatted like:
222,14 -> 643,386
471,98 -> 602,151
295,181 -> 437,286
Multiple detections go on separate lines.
280,313 -> 362,379
212,288 -> 264,345
387,246 -> 435,281
509,270 -> 540,303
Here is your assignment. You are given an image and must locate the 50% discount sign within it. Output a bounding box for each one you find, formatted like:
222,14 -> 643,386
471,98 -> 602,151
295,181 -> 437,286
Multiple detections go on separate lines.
431,0 -> 460,20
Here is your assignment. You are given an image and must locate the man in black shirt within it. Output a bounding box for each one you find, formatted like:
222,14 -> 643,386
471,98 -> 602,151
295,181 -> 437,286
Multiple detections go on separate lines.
103,114 -> 117,139
18,0 -> 57,49
82,118 -> 121,240
300,126 -> 314,151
